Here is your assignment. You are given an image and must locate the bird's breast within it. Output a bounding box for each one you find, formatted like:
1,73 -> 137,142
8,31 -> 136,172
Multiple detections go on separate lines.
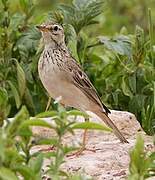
38,48 -> 93,111
38,49 -> 67,100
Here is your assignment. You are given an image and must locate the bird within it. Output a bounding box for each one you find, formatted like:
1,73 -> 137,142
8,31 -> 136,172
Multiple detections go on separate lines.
36,22 -> 128,153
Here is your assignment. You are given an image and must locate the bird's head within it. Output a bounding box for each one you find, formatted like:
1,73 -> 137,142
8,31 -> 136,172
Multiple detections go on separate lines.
36,22 -> 65,46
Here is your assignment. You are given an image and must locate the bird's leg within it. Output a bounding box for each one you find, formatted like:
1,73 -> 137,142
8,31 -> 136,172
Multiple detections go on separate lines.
46,96 -> 65,111
39,146 -> 56,152
67,117 -> 96,157
81,116 -> 89,151
45,96 -> 52,111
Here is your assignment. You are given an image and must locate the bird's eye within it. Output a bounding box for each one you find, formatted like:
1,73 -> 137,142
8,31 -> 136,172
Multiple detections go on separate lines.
53,25 -> 59,31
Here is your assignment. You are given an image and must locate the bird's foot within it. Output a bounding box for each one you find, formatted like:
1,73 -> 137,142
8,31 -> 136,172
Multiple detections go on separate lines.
39,145 -> 56,152
67,146 -> 96,157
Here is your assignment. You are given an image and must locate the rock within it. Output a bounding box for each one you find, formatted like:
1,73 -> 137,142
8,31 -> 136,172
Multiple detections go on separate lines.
108,110 -> 142,137
31,110 -> 153,179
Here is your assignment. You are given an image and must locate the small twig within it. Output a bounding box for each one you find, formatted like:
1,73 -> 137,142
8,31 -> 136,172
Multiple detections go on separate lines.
45,96 -> 52,111
87,42 -> 102,49
114,53 -> 134,74
148,8 -> 154,67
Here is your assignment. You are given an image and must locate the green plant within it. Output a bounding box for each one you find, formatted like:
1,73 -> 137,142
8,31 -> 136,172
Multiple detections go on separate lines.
0,0 -> 154,135
49,1 -> 155,135
33,106 -> 111,179
0,88 -> 10,126
0,0 -> 108,117
0,0 -> 36,117
128,135 -> 155,180
77,13 -> 155,135
0,104 -> 111,179
0,0 -> 155,179
98,23 -> 155,135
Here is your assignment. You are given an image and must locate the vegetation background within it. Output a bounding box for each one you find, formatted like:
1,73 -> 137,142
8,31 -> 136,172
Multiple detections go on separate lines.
0,0 -> 154,134
0,0 -> 155,179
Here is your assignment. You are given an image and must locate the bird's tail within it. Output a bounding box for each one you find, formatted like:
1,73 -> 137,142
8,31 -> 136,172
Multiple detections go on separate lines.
96,111 -> 128,143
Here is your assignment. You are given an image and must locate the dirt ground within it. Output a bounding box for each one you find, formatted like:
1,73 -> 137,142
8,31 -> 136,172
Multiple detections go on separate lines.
32,110 -> 154,180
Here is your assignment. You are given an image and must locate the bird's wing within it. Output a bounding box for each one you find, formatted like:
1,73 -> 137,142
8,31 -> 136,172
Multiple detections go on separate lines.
65,58 -> 110,114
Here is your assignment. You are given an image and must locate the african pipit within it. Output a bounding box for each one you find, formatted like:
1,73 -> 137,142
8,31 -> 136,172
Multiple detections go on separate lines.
37,22 -> 128,147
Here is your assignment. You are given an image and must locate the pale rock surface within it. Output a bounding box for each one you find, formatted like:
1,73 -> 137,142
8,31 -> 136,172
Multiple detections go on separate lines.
31,110 -> 154,179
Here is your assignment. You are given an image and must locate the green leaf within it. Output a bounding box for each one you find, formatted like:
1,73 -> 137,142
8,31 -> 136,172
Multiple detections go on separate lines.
73,0 -> 92,8
58,170 -> 69,177
0,88 -> 9,124
16,27 -> 40,55
10,13 -> 25,30
8,80 -> 21,109
141,105 -> 155,135
128,135 -> 151,179
135,25 -> 145,50
24,88 -> 35,114
99,35 -> 132,57
7,106 -> 29,138
19,118 -> 54,129
18,126 -> 32,137
121,76 -> 133,97
19,0 -> 28,14
16,61 -> 26,98
19,0 -> 27,9
0,130 -> 5,162
129,73 -> 137,94
49,11 -> 64,24
59,0 -> 106,33
65,24 -> 79,60
0,167 -> 18,180
36,138 -> 58,146
36,111 -> 58,118
66,110 -> 89,118
0,88 -> 8,107
29,154 -> 43,174
42,151 -> 56,158
13,165 -> 34,180
71,122 -> 112,131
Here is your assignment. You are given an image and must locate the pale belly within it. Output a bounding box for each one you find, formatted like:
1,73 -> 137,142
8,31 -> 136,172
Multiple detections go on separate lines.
38,60 -> 91,111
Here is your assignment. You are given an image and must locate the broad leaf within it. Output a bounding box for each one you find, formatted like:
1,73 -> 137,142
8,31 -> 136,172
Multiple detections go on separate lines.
16,27 -> 41,56
8,81 -> 21,109
0,167 -> 18,180
12,165 -> 34,180
19,118 -> 55,129
29,154 -> 43,174
59,0 -> 106,33
65,24 -> 79,60
6,106 -> 29,138
66,110 -> 89,118
72,122 -> 112,131
128,135 -> 153,179
99,35 -> 132,57
24,88 -> 35,114
121,76 -> 133,97
36,138 -> 58,146
16,61 -> 26,98
36,111 -> 58,118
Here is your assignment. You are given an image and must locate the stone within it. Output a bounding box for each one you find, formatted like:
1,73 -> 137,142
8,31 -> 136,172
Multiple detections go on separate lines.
31,110 -> 154,179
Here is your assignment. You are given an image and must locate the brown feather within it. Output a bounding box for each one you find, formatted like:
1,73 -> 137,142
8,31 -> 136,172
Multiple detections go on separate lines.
96,111 -> 128,143
66,58 -> 110,114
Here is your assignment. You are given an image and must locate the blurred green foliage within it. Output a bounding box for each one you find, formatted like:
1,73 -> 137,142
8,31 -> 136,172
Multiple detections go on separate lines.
0,0 -> 155,179
0,105 -> 110,179
0,0 -> 155,136
128,135 -> 155,179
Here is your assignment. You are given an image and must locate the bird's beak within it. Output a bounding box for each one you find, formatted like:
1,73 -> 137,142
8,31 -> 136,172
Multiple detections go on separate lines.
36,25 -> 48,32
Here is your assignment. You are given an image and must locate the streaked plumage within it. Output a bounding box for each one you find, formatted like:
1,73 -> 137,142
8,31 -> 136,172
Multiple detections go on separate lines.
37,22 -> 128,143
